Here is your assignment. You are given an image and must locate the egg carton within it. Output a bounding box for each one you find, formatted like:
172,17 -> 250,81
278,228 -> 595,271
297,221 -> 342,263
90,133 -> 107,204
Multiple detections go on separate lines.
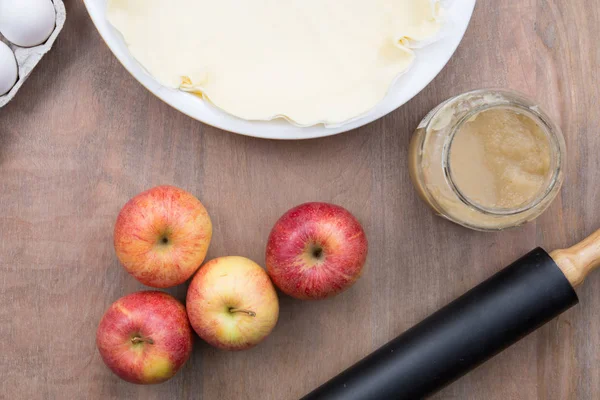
0,0 -> 66,108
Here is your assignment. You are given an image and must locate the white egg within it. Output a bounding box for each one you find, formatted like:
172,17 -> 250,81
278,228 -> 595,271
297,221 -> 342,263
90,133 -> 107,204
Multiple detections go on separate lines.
0,41 -> 18,96
0,0 -> 56,48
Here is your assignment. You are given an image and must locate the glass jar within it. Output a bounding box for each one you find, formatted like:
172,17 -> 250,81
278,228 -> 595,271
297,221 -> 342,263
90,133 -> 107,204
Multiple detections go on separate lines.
408,89 -> 566,231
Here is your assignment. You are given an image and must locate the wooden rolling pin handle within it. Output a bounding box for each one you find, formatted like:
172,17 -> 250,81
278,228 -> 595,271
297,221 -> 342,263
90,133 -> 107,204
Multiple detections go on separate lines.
551,229 -> 600,287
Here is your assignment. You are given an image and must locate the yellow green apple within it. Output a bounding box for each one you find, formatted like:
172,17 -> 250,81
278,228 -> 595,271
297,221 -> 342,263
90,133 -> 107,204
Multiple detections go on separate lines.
186,256 -> 279,350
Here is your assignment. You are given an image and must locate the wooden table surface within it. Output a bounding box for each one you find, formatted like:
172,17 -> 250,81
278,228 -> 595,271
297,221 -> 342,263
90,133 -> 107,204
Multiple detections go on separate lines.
2,1 -> 599,399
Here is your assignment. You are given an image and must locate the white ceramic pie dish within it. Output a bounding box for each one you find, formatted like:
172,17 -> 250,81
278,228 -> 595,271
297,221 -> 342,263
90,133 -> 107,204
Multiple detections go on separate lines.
84,0 -> 476,140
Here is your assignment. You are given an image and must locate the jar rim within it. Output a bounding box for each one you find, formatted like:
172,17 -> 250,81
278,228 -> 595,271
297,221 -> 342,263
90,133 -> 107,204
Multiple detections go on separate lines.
443,103 -> 564,216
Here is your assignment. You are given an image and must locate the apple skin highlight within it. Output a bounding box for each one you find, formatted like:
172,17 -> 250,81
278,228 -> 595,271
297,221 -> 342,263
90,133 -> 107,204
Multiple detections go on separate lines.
114,185 -> 212,288
96,291 -> 193,384
186,256 -> 280,351
266,202 -> 368,300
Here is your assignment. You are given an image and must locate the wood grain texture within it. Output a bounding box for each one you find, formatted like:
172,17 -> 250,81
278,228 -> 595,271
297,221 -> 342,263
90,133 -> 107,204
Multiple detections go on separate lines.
1,1 -> 599,399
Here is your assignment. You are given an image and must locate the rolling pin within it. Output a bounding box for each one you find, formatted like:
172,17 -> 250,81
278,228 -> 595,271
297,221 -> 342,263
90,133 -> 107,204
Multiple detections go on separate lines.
302,230 -> 600,400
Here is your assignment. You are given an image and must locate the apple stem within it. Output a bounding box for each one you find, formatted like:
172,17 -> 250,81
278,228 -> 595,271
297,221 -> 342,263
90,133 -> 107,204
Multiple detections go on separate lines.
131,336 -> 154,345
229,308 -> 256,317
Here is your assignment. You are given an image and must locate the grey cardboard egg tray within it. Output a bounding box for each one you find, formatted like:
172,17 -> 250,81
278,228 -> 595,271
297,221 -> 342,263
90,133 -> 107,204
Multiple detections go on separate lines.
0,0 -> 65,108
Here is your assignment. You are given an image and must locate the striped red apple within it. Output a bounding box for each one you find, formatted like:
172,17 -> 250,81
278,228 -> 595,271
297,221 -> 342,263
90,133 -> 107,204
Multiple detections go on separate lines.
96,291 -> 193,384
114,185 -> 212,288
266,202 -> 368,300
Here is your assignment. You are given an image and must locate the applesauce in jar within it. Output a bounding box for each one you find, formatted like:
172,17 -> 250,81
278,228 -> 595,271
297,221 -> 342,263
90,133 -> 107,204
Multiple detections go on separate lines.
409,89 -> 566,231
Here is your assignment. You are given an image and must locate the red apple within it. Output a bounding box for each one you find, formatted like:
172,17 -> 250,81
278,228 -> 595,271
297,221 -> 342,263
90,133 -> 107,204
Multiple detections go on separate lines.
114,185 -> 212,288
96,291 -> 193,384
266,202 -> 368,300
186,256 -> 279,351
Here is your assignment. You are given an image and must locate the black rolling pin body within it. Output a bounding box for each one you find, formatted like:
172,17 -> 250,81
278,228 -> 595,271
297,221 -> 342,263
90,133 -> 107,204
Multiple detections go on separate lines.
302,248 -> 578,400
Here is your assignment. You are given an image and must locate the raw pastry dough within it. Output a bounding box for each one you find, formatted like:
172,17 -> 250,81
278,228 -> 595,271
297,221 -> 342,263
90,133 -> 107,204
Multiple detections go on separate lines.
108,0 -> 442,126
